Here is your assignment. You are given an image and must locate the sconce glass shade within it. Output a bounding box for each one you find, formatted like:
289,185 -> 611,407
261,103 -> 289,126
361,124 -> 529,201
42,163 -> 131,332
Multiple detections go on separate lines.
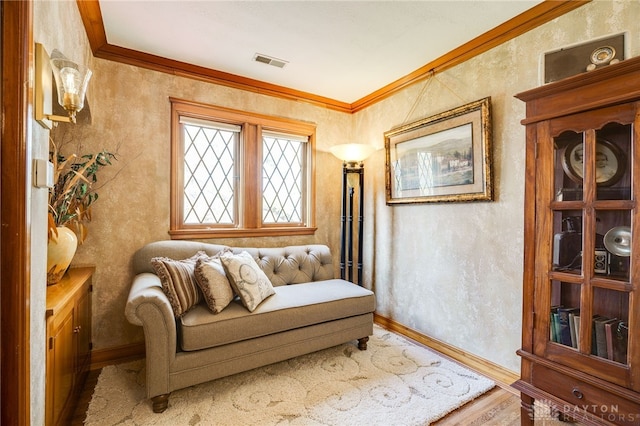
50,49 -> 92,122
330,143 -> 375,164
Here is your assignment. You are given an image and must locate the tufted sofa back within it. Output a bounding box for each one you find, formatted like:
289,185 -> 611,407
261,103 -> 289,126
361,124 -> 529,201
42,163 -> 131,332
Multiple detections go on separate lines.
132,240 -> 335,286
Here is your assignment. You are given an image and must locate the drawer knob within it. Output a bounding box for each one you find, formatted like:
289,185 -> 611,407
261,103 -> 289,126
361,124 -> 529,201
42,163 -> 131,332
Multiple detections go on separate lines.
572,388 -> 583,399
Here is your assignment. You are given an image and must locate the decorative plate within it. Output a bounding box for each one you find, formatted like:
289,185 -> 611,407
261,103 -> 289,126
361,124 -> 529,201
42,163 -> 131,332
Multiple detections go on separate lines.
562,138 -> 625,187
590,46 -> 616,65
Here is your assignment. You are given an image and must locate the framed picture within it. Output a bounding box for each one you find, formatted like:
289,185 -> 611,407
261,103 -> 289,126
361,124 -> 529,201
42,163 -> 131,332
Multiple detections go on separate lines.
384,97 -> 493,204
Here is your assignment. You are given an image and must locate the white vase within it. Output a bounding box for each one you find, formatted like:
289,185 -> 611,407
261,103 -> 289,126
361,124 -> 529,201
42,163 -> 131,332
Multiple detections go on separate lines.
47,226 -> 78,285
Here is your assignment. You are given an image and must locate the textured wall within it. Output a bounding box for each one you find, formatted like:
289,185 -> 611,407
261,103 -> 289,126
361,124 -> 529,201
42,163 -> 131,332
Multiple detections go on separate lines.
33,1 -> 95,424
42,0 -> 640,380
354,0 -> 640,372
66,61 -> 352,349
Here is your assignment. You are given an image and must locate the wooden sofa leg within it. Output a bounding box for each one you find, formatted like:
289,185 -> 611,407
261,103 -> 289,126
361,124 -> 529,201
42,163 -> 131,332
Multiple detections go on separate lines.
152,393 -> 170,413
357,337 -> 369,350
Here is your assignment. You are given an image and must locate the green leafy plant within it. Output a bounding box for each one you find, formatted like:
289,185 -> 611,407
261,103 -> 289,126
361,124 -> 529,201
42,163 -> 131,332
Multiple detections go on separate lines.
48,138 -> 117,243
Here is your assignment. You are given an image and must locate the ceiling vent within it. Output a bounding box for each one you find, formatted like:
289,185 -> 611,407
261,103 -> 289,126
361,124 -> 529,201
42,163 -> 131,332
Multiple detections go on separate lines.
253,53 -> 288,68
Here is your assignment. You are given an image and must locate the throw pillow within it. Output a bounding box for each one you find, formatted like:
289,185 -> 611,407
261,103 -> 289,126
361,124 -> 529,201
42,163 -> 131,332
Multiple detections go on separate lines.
194,256 -> 234,314
151,251 -> 206,317
220,251 -> 275,312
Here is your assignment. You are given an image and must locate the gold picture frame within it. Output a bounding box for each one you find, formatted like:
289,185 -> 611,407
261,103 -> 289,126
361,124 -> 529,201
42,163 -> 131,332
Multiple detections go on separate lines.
384,97 -> 493,204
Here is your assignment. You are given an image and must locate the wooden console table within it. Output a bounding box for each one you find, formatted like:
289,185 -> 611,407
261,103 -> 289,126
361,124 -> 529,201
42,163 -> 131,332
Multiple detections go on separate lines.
45,267 -> 94,426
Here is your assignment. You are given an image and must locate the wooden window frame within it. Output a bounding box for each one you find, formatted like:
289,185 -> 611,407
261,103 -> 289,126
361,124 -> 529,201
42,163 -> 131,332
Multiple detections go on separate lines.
169,98 -> 317,238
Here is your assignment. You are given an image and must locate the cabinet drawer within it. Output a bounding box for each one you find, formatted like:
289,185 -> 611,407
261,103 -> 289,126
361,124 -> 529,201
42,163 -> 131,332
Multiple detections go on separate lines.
532,364 -> 640,424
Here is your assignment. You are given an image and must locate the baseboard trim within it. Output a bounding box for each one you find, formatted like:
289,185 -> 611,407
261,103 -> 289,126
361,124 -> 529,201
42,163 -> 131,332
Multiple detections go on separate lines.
373,313 -> 519,392
90,342 -> 145,370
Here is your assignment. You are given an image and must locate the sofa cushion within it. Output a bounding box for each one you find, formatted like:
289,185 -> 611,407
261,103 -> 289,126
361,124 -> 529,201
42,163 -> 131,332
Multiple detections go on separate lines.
220,251 -> 275,312
179,279 -> 376,351
194,255 -> 234,314
151,252 -> 205,317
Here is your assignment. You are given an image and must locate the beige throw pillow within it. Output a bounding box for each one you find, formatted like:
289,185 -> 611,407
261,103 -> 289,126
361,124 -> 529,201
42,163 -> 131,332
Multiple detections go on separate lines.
151,251 -> 205,317
194,256 -> 234,314
220,251 -> 275,312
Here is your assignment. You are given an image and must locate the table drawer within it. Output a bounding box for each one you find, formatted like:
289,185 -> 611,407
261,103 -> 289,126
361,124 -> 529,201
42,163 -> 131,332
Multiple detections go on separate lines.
532,364 -> 640,425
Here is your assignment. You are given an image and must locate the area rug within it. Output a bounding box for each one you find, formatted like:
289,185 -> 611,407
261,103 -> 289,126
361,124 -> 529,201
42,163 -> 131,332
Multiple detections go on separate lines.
85,326 -> 494,425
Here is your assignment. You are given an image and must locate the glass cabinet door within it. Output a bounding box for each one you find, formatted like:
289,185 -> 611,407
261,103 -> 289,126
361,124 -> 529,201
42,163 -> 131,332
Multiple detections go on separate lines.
536,107 -> 636,386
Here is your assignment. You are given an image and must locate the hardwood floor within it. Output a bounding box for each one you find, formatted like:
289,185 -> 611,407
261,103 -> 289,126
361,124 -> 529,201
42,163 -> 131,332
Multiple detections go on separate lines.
71,369 -> 100,426
69,366 -> 575,425
432,385 -> 521,425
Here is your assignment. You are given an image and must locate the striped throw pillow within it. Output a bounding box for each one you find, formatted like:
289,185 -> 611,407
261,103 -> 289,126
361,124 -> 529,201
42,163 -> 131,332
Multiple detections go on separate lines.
151,251 -> 206,317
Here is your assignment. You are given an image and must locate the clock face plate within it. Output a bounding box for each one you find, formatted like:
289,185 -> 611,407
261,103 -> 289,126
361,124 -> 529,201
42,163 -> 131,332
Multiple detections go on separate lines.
562,139 -> 625,187
590,46 -> 616,65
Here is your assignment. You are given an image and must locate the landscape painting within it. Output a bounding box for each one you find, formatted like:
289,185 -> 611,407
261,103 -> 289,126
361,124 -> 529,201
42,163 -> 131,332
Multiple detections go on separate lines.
393,123 -> 474,192
384,97 -> 493,204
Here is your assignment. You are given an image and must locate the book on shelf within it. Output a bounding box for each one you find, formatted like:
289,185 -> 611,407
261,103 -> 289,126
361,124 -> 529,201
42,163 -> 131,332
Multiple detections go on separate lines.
557,307 -> 580,347
612,321 -> 629,364
570,313 -> 580,348
593,316 -> 619,359
605,319 -> 622,361
591,315 -> 604,355
550,306 -> 563,343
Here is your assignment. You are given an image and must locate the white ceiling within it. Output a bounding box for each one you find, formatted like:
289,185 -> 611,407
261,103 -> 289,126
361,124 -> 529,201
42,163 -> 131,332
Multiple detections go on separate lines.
99,0 -> 541,104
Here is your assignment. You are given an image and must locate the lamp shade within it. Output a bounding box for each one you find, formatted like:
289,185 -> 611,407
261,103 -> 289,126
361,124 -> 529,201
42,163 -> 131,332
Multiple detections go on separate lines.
330,143 -> 375,163
50,49 -> 92,118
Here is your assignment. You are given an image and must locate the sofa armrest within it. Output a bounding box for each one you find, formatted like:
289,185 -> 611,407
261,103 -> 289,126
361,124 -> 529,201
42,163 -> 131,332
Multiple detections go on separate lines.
125,273 -> 173,327
125,272 -> 177,397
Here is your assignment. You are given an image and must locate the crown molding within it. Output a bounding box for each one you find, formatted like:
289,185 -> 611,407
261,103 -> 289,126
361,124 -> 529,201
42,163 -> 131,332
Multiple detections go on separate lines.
351,0 -> 591,112
77,0 -> 589,114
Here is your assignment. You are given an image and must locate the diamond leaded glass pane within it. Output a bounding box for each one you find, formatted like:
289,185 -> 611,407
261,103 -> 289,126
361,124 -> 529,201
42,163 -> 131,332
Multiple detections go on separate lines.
262,134 -> 305,223
183,123 -> 237,224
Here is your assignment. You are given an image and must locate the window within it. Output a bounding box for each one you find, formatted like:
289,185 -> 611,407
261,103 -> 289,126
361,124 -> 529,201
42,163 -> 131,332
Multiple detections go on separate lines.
170,98 -> 316,238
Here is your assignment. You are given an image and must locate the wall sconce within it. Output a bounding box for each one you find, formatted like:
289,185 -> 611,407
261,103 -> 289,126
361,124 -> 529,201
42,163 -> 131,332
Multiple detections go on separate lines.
35,43 -> 92,129
330,143 -> 375,285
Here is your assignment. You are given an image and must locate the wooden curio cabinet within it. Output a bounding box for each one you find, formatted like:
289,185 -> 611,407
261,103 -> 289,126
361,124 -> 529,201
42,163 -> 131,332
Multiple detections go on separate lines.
514,57 -> 640,425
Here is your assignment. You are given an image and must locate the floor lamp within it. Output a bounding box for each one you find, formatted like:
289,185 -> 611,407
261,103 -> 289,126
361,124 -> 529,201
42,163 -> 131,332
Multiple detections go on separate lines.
330,143 -> 374,286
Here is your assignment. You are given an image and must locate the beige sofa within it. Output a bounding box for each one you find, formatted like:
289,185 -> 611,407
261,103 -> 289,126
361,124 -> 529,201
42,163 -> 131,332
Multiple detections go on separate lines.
125,240 -> 376,413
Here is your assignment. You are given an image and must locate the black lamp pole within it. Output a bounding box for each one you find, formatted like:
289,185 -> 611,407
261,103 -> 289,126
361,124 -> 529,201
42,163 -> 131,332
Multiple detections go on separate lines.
339,162 -> 364,285
357,165 -> 364,285
339,168 -> 348,280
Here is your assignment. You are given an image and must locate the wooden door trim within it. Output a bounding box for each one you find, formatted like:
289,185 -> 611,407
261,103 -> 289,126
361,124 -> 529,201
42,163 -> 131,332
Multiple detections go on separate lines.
1,0 -> 32,425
